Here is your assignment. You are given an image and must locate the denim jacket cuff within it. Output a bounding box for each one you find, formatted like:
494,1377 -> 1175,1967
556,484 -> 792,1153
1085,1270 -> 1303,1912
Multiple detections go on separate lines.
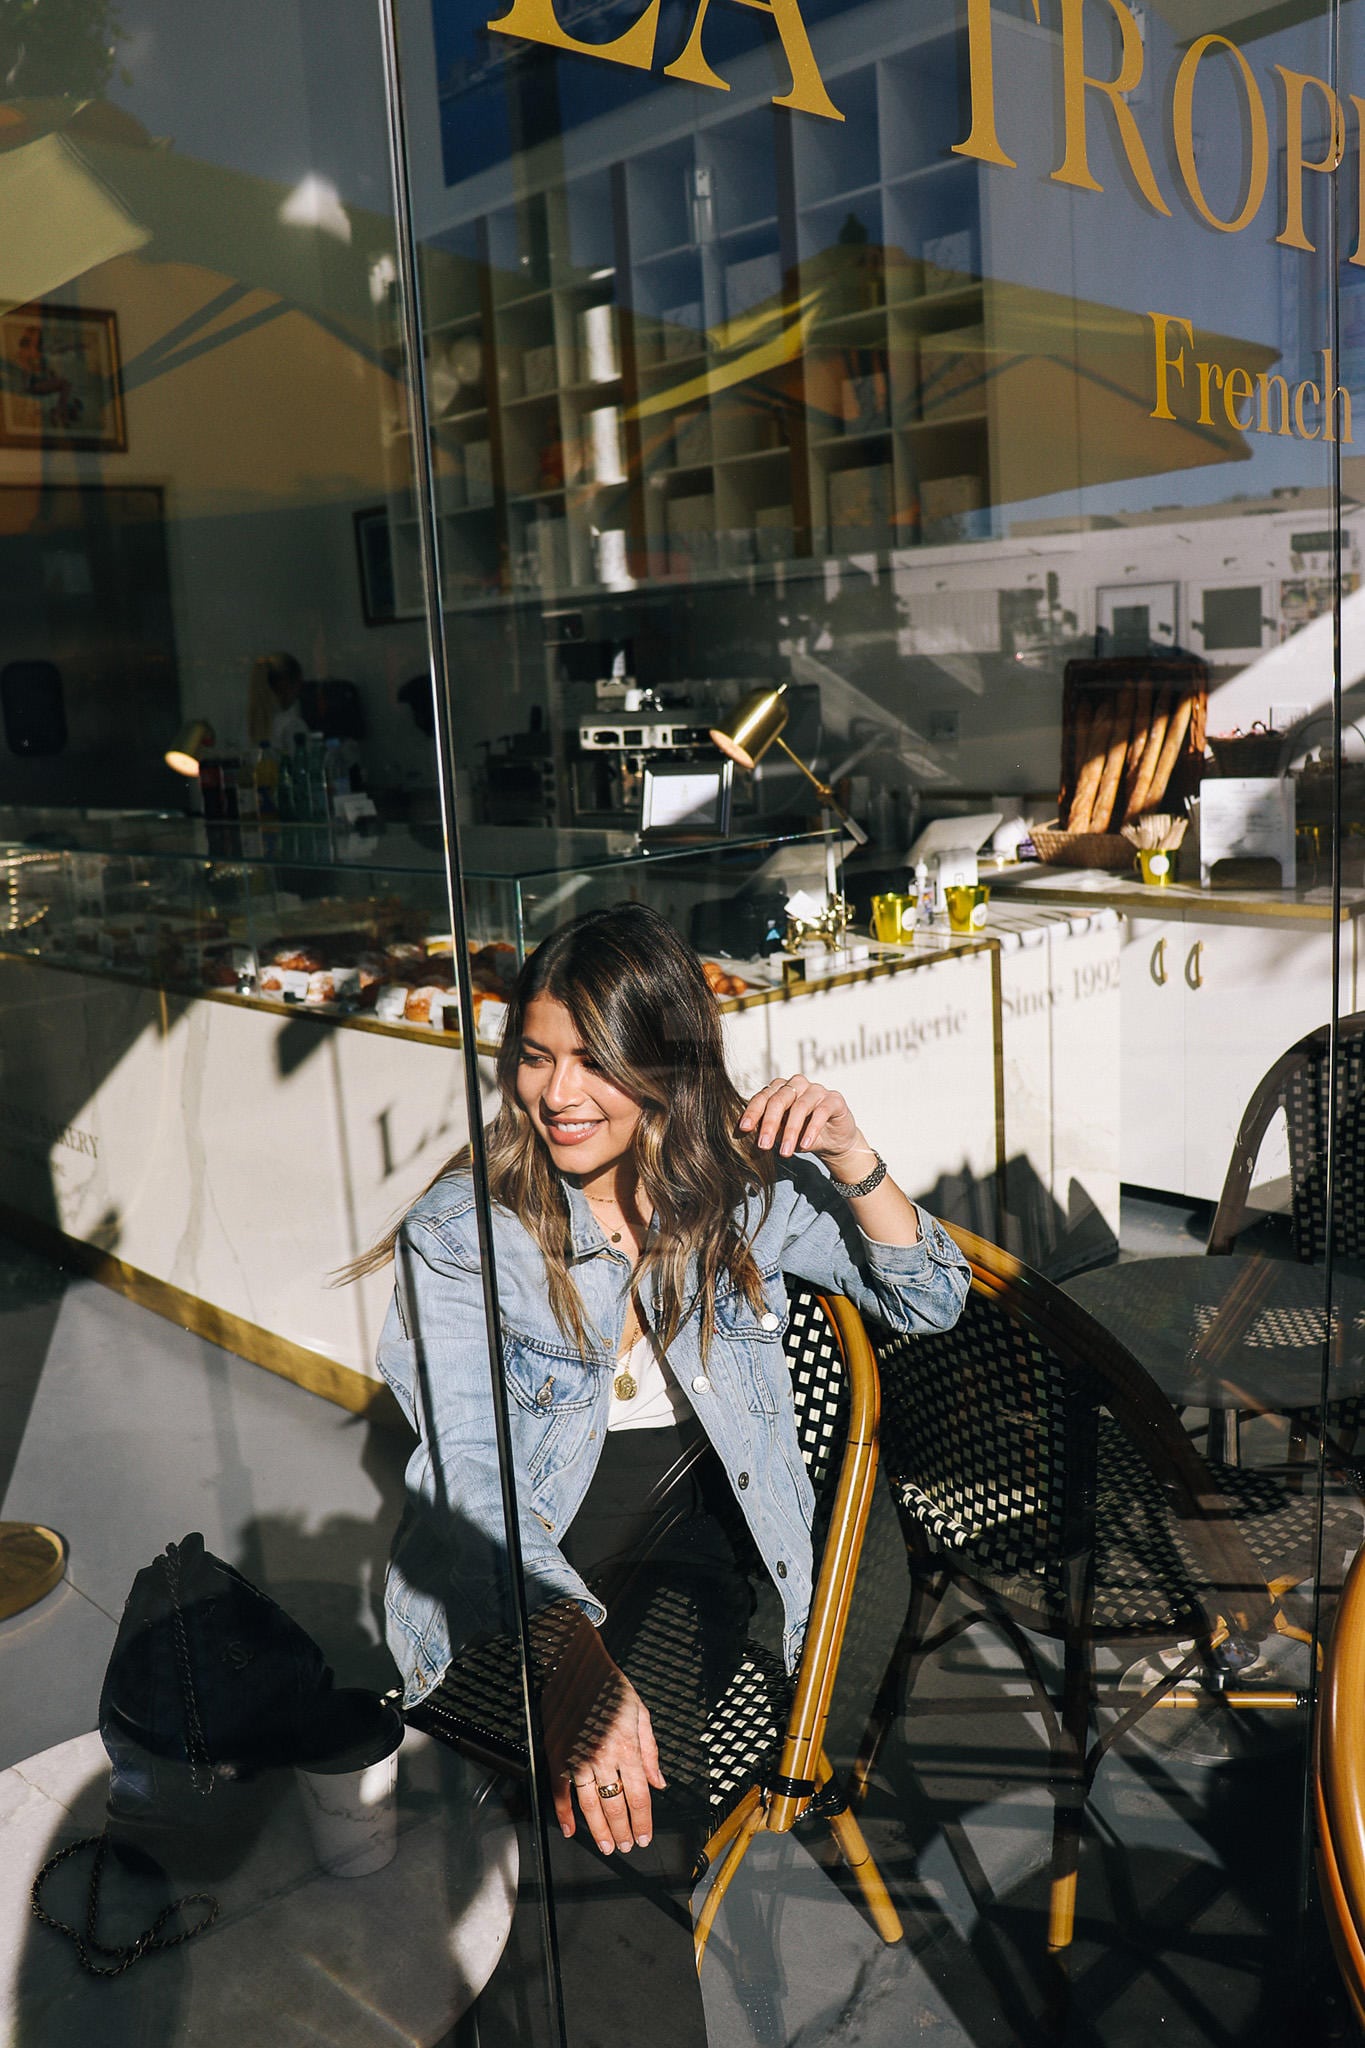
858,1204 -> 966,1274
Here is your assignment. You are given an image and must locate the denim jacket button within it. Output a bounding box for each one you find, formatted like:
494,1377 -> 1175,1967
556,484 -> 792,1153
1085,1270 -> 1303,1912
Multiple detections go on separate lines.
776,1560 -> 788,1579
691,1375 -> 712,1394
737,1471 -> 750,1489
760,1311 -> 780,1331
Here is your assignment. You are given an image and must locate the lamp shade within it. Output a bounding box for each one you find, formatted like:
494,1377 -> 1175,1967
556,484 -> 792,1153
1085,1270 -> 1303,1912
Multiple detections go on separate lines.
165,719 -> 216,777
709,684 -> 789,772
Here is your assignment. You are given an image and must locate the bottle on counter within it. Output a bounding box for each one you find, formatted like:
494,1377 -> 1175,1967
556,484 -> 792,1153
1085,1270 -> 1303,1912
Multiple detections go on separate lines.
324,737 -> 349,813
199,753 -> 225,822
236,752 -> 259,821
276,743 -> 297,822
915,859 -> 933,923
303,733 -> 329,822
254,743 -> 279,820
219,753 -> 241,822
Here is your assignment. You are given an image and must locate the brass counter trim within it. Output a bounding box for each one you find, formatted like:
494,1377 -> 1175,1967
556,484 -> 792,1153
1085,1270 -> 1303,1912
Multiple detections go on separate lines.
715,935 -> 998,1013
0,1200 -> 406,1430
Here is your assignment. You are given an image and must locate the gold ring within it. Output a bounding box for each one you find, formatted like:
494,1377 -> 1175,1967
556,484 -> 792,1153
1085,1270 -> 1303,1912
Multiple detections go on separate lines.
596,1779 -> 623,1799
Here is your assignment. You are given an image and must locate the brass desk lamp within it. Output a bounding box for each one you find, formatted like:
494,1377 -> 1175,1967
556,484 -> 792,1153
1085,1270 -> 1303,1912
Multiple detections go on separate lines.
709,684 -> 869,846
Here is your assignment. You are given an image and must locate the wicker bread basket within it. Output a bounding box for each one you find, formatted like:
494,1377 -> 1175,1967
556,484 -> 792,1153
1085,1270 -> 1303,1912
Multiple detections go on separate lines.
1030,822 -> 1135,871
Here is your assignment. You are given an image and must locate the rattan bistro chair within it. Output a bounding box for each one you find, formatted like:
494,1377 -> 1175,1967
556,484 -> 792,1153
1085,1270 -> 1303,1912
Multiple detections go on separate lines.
1315,1540 -> 1365,2033
1206,1010 -> 1365,1471
855,1225 -> 1344,1963
1207,1010 -> 1365,1265
407,1282 -> 902,1971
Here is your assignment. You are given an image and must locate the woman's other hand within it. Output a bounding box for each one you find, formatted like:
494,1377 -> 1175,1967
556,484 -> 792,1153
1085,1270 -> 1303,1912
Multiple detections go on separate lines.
739,1073 -> 865,1168
541,1624 -> 666,1854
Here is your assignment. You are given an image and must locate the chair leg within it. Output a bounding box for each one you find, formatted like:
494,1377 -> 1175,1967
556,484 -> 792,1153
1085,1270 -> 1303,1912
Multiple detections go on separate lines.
849,1562 -> 945,1807
694,1790 -> 765,1969
817,1750 -> 904,1946
1046,1622 -> 1093,1959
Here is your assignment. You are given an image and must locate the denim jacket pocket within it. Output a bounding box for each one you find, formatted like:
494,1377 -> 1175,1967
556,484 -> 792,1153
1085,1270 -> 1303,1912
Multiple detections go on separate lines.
714,1274 -> 788,1415
502,1328 -> 601,1416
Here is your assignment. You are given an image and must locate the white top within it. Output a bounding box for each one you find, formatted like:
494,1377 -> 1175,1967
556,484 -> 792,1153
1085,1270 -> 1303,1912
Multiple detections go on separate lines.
607,1333 -> 693,1432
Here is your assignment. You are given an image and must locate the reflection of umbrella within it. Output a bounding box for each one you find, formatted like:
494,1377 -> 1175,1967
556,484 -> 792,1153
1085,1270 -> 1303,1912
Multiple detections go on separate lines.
633,254 -> 1278,504
0,132 -> 149,309
0,102 -> 456,515
974,280 -> 1278,500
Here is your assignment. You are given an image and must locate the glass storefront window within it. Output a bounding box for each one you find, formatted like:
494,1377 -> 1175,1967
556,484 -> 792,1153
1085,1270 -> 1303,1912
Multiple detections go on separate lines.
5,0 -> 1365,2039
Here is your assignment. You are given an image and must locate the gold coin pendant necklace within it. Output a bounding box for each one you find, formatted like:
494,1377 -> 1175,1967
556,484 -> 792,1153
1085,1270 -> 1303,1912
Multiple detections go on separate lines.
585,1190 -> 636,1398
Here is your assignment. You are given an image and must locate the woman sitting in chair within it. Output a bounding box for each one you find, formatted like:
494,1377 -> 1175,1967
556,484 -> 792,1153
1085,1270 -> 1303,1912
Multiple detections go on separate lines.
367,902 -> 968,2045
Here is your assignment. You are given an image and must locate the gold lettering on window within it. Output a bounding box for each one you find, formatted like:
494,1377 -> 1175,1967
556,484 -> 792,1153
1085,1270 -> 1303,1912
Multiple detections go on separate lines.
1275,67 -> 1344,251
954,0 -> 1041,170
1146,311 -> 1192,421
1053,0 -> 1170,216
1173,35 -> 1268,234
486,0 -> 662,71
489,0 -> 842,119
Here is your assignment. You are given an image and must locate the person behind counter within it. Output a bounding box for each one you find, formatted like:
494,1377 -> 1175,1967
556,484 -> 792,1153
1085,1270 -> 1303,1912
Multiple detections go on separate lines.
356,902 -> 969,2045
245,650 -> 306,752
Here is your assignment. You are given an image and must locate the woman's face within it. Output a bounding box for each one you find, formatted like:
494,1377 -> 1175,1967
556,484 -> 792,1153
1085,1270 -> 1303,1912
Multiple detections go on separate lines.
515,995 -> 643,1186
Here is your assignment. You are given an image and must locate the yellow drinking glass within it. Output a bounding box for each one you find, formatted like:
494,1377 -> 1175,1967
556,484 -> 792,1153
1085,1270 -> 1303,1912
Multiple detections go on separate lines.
1137,849 -> 1173,886
871,892 -> 916,943
944,884 -> 990,933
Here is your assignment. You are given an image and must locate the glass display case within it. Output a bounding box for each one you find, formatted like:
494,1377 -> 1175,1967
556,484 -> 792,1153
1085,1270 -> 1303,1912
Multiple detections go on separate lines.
0,810 -> 843,1040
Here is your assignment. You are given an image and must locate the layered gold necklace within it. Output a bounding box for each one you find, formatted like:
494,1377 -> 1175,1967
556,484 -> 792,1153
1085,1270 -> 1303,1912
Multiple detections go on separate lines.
583,1188 -> 642,1398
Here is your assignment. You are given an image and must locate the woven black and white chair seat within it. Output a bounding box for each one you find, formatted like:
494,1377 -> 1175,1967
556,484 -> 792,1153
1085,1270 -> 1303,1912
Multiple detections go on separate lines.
408,1280 -> 844,1818
408,1616 -> 793,1818
897,1411 -> 1355,1634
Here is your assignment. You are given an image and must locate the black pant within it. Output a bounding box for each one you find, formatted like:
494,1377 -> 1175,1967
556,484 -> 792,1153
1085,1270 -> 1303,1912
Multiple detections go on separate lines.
478,1419 -> 762,2048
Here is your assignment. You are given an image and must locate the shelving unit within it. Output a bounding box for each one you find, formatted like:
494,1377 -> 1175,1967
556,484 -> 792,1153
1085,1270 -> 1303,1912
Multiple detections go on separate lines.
381,19 -> 1002,614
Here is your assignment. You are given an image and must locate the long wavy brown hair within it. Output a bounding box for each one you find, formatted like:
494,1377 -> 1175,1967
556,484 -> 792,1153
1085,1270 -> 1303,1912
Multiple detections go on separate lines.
345,903 -> 774,1358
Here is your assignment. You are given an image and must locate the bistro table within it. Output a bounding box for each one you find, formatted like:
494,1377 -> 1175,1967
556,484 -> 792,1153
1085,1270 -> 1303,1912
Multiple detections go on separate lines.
1063,1254 -> 1365,1463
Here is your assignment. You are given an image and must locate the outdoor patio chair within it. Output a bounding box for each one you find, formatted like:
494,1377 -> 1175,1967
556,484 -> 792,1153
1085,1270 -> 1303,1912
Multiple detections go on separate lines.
405,1281 -> 902,1971
853,1223 -> 1356,1973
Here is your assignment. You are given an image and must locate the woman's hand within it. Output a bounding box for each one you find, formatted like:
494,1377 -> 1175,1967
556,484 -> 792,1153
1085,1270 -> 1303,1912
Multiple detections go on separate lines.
739,1073 -> 872,1172
542,1630 -> 666,1854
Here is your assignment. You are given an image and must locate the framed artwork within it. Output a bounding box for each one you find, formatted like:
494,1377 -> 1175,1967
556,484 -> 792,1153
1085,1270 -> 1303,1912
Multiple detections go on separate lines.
0,304 -> 127,452
354,505 -> 402,625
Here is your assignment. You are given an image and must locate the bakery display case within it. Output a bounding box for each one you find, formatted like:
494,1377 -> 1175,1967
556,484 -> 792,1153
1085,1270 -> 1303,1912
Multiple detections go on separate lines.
0,811 -> 843,1044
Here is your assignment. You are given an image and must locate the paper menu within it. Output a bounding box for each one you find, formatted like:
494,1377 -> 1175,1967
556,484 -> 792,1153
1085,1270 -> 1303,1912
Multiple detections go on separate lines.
1198,778 -> 1296,888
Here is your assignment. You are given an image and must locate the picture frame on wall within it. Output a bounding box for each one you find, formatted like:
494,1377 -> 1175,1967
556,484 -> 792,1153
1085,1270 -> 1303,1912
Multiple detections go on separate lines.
354,504 -> 402,626
0,304 -> 127,452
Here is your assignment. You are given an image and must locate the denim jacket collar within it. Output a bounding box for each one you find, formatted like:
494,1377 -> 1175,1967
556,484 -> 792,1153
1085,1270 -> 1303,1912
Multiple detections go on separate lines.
562,1178 -> 612,1261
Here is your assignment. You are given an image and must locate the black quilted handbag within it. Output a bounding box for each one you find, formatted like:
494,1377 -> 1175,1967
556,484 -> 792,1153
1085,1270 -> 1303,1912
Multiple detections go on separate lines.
31,1533 -> 372,1977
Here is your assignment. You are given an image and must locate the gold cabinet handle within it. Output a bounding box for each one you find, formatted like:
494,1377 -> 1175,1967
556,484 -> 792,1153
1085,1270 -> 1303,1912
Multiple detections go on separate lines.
1151,937 -> 1168,986
1186,940 -> 1204,990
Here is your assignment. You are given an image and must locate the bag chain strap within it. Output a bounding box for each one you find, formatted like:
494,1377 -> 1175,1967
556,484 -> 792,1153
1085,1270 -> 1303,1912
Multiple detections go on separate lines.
30,1834 -> 218,1978
30,1540 -> 222,1976
160,1540 -> 215,1797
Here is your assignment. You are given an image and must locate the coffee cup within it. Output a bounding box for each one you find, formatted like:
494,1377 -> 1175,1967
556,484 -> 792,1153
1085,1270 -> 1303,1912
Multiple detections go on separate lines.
296,1698 -> 404,1878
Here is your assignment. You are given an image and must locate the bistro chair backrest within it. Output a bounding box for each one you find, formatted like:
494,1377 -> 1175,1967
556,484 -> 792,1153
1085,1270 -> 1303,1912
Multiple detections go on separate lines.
1208,1011 -> 1365,1264
785,1281 -> 852,1498
874,1224 -> 1279,1647
410,1280 -> 864,1794
875,1254 -> 1101,1614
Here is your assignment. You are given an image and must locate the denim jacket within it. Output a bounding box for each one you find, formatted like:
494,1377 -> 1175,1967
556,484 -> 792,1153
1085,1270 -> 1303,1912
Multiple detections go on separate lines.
378,1161 -> 970,1706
